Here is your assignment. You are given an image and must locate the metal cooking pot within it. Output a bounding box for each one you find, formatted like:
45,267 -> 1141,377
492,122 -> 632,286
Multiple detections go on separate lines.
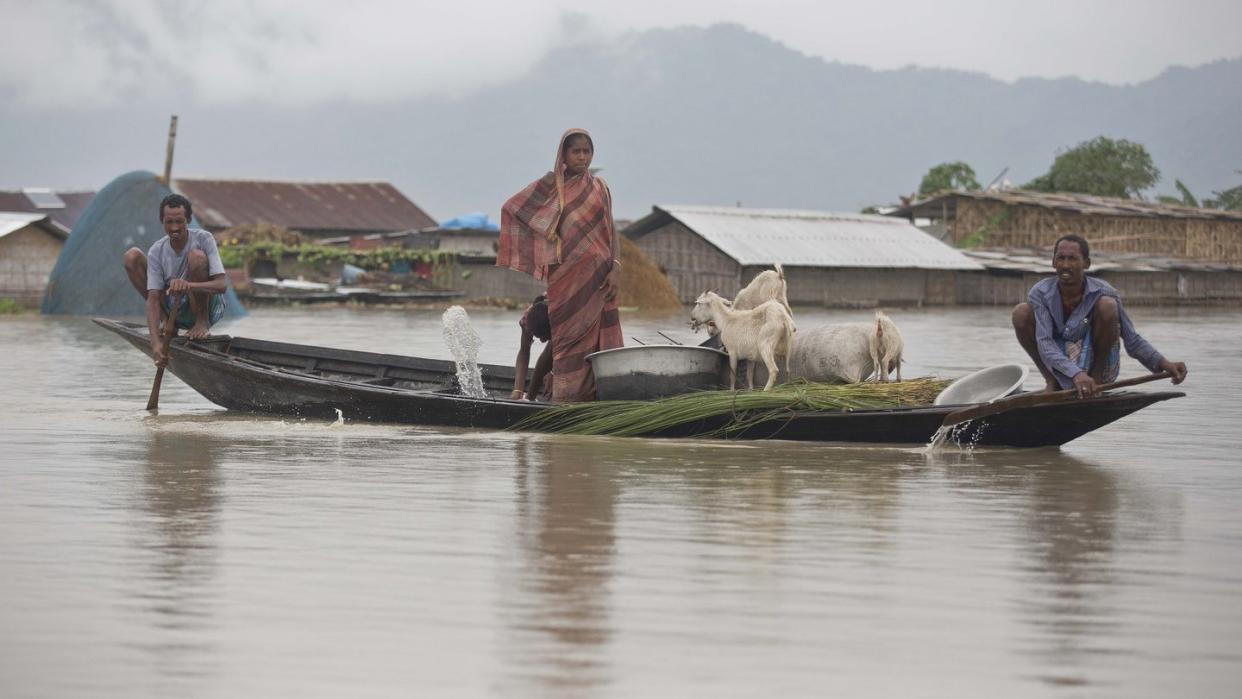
587,345 -> 729,400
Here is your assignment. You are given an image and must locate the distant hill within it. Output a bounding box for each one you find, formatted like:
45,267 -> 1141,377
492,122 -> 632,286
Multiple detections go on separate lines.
2,23 -> 1238,221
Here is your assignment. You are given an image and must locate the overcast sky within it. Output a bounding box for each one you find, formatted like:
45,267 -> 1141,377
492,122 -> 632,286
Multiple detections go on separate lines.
2,0 -> 1239,110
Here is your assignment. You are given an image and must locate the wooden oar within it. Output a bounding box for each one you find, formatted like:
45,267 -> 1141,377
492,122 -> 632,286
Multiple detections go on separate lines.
940,370 -> 1172,429
146,294 -> 182,411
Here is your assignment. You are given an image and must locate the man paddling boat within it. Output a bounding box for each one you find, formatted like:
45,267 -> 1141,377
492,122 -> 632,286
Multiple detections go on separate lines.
1011,234 -> 1187,399
122,194 -> 227,368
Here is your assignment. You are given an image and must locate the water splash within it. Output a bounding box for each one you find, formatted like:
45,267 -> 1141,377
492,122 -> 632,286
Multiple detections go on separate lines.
925,425 -> 953,452
924,419 -> 986,453
441,305 -> 487,399
330,408 -> 345,427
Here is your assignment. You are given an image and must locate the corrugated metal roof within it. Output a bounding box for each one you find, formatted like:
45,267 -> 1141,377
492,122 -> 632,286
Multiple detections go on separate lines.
962,247 -> 1242,273
0,211 -> 70,241
0,190 -> 95,230
638,205 -> 983,270
172,178 -> 438,233
890,190 -> 1242,221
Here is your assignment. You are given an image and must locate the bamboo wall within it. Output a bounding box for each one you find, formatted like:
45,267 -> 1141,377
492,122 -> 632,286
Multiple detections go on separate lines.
954,269 -> 1242,306
452,260 -> 546,303
951,199 -> 1242,264
0,226 -> 64,308
631,222 -> 740,302
779,267 -> 937,308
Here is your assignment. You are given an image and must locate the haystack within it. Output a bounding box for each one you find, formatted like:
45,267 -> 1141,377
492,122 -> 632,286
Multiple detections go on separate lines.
617,236 -> 681,311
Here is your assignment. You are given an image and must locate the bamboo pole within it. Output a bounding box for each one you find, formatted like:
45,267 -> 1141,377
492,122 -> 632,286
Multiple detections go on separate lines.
162,115 -> 178,185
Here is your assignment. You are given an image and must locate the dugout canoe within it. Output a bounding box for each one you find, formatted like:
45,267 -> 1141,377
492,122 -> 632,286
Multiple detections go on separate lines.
94,318 -> 1183,448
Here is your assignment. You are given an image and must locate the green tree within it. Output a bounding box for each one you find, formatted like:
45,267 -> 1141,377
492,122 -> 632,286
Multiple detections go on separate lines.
1204,185 -> 1242,211
1157,178 -> 1201,207
1203,172 -> 1242,211
1158,172 -> 1242,211
1024,136 -> 1160,199
918,161 -> 981,197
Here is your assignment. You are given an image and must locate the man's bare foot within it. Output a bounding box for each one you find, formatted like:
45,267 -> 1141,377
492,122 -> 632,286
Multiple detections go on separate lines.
1042,380 -> 1060,392
186,322 -> 211,340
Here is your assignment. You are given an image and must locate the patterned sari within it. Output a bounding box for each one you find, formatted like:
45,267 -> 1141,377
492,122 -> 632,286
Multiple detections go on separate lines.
497,128 -> 623,402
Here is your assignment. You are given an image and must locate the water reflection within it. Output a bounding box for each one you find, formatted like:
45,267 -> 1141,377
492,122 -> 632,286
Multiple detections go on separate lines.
500,435 -> 1180,693
124,425 -> 224,674
932,448 -> 1178,686
506,437 -> 618,694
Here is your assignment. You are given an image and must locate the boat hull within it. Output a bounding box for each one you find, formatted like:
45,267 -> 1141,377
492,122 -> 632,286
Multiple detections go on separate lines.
94,318 -> 1183,447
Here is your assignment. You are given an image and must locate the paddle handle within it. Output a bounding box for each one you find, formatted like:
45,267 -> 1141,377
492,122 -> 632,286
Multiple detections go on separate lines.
1038,370 -> 1173,401
146,294 -> 182,411
942,370 -> 1173,428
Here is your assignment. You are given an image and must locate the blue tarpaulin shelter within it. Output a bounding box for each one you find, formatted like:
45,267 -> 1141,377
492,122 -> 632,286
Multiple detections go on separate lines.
438,212 -> 498,231
41,170 -> 246,319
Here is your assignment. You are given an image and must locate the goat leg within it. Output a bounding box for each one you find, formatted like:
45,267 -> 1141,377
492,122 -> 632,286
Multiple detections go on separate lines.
762,349 -> 778,391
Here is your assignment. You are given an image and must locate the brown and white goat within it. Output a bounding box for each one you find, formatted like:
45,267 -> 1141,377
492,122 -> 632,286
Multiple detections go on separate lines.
691,291 -> 795,391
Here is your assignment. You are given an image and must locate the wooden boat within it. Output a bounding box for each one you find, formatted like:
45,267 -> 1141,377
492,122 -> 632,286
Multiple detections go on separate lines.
94,318 -> 1184,447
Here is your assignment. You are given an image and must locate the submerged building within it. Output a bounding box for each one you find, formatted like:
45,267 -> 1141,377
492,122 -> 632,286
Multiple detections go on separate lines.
172,178 -> 437,239
888,190 -> 1242,265
623,205 -> 983,306
889,191 -> 1242,304
0,188 -> 96,231
0,213 -> 70,308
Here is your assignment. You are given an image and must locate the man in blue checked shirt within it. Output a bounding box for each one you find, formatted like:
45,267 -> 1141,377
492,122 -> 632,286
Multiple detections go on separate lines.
1012,234 -> 1187,399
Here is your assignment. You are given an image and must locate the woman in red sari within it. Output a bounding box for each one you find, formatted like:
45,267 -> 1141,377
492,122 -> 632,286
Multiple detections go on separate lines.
497,128 -> 624,402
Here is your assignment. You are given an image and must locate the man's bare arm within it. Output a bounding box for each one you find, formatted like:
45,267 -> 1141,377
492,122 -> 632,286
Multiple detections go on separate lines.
145,291 -> 167,367
168,273 -> 226,295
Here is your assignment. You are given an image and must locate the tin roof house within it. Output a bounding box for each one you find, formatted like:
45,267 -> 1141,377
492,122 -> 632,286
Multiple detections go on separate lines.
0,188 -> 96,230
171,178 -> 437,239
0,212 -> 70,308
623,205 -> 982,307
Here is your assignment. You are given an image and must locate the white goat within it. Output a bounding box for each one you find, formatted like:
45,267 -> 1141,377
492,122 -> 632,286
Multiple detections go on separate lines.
689,264 -> 791,338
785,324 -> 876,384
784,313 -> 905,384
733,263 -> 792,314
691,291 -> 795,391
869,311 -> 904,382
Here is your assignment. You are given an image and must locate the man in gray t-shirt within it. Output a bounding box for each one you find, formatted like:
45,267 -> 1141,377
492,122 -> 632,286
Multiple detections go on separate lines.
123,194 -> 228,368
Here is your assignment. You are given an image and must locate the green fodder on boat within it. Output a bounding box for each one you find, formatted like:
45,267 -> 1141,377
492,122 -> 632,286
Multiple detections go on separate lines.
511,378 -> 950,437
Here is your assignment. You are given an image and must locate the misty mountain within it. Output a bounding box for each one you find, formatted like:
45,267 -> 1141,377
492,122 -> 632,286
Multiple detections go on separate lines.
2,23 -> 1239,221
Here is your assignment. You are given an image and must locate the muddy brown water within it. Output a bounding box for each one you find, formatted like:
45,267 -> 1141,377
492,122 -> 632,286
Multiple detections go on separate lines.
2,306 -> 1240,697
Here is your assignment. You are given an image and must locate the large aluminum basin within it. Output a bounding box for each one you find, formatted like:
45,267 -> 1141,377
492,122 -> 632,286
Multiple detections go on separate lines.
934,363 -> 1029,406
587,345 -> 729,401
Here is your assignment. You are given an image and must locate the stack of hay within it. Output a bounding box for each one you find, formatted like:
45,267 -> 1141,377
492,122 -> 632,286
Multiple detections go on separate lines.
617,236 -> 681,311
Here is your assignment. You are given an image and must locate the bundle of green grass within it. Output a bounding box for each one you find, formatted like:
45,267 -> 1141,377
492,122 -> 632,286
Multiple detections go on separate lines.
513,378 -> 949,437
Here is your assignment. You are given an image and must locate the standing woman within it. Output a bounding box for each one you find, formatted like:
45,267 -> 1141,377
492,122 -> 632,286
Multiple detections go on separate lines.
497,128 -> 623,402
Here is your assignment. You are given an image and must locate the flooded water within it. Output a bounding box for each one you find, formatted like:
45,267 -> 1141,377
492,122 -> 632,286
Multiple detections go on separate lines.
2,305 -> 1241,697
